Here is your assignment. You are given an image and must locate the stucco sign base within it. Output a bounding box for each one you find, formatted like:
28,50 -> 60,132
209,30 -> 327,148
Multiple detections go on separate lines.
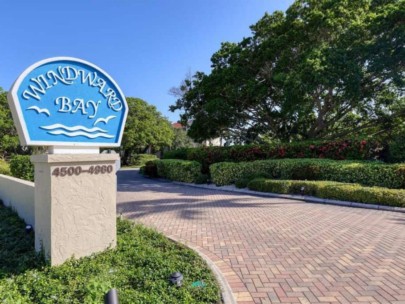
31,154 -> 119,266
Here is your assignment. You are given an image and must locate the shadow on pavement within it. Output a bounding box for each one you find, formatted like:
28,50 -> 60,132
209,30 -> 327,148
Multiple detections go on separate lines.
117,170 -> 299,220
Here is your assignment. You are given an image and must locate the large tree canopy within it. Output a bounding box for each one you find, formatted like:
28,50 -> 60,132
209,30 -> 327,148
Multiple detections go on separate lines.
122,97 -> 174,163
170,0 -> 404,143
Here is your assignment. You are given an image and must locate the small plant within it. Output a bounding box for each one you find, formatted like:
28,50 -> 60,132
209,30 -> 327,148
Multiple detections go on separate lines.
0,203 -> 45,279
9,155 -> 34,181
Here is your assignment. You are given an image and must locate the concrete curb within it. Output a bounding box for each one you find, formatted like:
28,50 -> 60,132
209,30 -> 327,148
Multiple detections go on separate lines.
172,181 -> 405,214
166,236 -> 237,304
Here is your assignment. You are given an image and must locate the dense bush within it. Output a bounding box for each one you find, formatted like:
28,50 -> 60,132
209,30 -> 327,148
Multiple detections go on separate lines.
163,140 -> 386,173
128,153 -> 158,167
141,161 -> 158,178
0,159 -> 10,175
9,155 -> 34,181
210,158 -> 405,189
248,179 -> 405,208
163,148 -> 189,160
387,134 -> 405,163
235,172 -> 273,189
156,159 -> 205,183
0,204 -> 221,303
235,178 -> 252,189
195,174 -> 210,184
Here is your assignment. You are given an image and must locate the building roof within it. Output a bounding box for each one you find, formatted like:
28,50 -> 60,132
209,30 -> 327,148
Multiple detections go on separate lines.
172,122 -> 184,129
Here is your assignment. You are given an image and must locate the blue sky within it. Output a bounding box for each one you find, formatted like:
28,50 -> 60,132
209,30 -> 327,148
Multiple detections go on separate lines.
1,0 -> 294,122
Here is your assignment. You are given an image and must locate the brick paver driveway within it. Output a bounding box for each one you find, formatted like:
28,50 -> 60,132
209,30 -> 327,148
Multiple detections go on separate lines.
117,170 -> 405,304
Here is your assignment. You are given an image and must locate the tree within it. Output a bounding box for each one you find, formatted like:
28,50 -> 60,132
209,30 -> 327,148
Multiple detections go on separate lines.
171,127 -> 199,150
0,88 -> 21,158
170,0 -> 405,143
121,97 -> 174,165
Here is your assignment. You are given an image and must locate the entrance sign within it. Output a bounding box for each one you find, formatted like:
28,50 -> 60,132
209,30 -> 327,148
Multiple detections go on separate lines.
7,57 -> 126,265
8,57 -> 128,147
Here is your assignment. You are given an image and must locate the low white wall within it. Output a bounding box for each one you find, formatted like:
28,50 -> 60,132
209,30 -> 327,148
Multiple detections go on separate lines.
0,174 -> 35,227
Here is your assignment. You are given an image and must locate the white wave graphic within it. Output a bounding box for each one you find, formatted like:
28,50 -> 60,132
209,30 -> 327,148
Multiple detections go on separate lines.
47,130 -> 114,139
93,115 -> 116,126
41,124 -> 107,133
27,106 -> 51,117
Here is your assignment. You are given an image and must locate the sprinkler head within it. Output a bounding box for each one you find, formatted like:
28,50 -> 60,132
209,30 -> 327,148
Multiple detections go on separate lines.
169,272 -> 183,287
26,225 -> 33,233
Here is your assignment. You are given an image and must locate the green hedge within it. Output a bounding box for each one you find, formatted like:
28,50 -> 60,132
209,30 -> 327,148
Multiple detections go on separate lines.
210,158 -> 405,189
9,155 -> 34,182
141,161 -> 158,178
163,148 -> 189,160
247,179 -> 405,208
163,140 -> 386,171
155,159 -> 204,183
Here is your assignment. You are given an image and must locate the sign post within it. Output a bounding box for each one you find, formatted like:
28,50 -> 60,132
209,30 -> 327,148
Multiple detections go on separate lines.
8,57 -> 128,265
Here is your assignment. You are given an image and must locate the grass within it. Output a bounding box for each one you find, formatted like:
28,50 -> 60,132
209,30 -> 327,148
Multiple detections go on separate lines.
127,154 -> 158,168
0,159 -> 10,175
0,203 -> 221,304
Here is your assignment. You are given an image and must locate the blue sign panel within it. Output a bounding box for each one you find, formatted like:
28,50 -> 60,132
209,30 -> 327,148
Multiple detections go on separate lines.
8,57 -> 128,147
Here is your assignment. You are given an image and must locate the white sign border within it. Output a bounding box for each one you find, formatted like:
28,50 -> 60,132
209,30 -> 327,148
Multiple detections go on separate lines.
8,56 -> 128,147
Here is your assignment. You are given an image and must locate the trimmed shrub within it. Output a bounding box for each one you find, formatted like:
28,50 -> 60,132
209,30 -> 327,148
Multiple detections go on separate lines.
210,158 -> 405,189
235,178 -> 251,189
142,161 -> 158,178
156,159 -> 203,183
248,178 -> 292,193
162,140 -> 385,169
247,179 -> 405,208
9,155 -> 34,182
235,172 -> 273,189
210,162 -> 246,185
128,154 -> 158,167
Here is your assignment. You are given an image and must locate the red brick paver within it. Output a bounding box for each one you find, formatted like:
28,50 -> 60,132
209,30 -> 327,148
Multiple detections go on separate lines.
117,171 -> 405,304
